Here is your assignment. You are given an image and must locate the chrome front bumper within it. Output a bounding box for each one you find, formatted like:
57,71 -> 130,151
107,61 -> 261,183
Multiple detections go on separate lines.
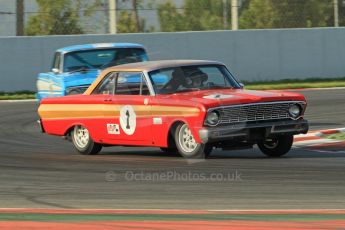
198,119 -> 309,143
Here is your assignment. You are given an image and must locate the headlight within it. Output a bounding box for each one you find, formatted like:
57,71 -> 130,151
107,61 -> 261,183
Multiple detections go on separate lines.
288,104 -> 302,118
205,111 -> 220,126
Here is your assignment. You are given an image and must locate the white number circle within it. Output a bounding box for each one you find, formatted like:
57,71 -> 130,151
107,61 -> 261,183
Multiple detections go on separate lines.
120,105 -> 136,135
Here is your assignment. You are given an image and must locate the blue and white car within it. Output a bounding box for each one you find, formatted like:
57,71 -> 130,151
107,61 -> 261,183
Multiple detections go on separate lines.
36,43 -> 149,101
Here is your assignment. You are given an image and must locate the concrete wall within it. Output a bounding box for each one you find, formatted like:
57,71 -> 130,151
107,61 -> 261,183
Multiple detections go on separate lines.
1,27 -> 345,91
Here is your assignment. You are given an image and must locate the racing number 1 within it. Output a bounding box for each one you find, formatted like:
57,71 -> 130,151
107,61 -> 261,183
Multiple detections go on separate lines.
120,105 -> 136,135
126,110 -> 130,129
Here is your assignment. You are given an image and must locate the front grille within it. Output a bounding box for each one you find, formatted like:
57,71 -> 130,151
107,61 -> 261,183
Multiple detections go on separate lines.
219,102 -> 297,124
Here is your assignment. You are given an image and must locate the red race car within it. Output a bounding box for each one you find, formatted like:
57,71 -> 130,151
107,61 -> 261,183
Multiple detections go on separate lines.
38,60 -> 308,158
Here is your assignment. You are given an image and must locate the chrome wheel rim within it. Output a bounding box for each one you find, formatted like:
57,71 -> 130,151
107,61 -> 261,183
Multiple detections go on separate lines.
178,124 -> 198,154
263,138 -> 279,149
73,125 -> 90,149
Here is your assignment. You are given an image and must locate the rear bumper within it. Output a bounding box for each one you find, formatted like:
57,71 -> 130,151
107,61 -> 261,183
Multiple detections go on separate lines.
198,119 -> 308,143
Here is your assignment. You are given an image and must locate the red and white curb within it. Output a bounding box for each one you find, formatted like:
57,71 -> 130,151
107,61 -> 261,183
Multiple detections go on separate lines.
294,128 -> 345,152
315,127 -> 345,136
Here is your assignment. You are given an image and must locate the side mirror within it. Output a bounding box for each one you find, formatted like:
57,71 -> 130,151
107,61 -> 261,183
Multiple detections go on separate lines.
52,68 -> 59,74
239,83 -> 245,89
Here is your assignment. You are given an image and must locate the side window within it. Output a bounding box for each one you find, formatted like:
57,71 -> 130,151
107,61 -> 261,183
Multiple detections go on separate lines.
92,72 -> 116,95
52,52 -> 61,71
116,72 -> 150,95
149,68 -> 174,92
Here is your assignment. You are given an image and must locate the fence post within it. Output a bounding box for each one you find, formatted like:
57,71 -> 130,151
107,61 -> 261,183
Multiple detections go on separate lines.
334,0 -> 339,27
231,0 -> 238,30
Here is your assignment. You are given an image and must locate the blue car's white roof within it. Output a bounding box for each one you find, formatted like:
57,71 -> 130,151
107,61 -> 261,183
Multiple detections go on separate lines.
57,43 -> 145,53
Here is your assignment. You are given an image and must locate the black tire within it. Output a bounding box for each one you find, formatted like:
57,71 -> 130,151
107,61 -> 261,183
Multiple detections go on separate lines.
204,145 -> 213,157
174,123 -> 212,159
71,125 -> 102,155
161,129 -> 179,154
257,135 -> 293,157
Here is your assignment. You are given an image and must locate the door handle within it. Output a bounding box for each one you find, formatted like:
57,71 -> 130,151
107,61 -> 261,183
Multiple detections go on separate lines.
104,98 -> 112,102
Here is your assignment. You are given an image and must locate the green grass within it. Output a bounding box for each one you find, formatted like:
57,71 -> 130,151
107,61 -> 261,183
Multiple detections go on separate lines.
0,94 -> 36,100
243,77 -> 345,90
325,132 -> 345,140
0,213 -> 344,222
1,77 -> 345,100
0,91 -> 36,100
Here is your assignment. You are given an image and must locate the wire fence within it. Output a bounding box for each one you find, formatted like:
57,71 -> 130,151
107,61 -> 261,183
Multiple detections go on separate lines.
0,0 -> 344,36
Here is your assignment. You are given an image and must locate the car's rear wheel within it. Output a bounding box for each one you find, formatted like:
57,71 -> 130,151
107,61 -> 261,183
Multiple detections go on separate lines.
174,123 -> 212,159
71,125 -> 102,155
257,135 -> 293,157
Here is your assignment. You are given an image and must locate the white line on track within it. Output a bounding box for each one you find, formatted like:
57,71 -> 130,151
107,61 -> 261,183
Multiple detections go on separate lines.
303,149 -> 345,154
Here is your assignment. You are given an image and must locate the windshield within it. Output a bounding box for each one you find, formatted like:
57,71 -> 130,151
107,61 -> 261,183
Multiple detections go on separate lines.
148,65 -> 240,94
63,48 -> 148,72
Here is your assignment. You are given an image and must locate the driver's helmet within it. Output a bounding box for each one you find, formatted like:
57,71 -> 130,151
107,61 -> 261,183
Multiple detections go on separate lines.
185,69 -> 208,86
114,51 -> 138,65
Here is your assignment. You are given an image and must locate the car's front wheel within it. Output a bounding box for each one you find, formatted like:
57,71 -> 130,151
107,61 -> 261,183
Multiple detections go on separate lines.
174,123 -> 212,159
71,125 -> 102,155
257,135 -> 293,157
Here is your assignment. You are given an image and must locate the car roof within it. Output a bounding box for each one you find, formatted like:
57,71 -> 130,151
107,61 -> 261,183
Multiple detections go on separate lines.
57,43 -> 145,53
104,60 -> 225,72
84,60 -> 226,95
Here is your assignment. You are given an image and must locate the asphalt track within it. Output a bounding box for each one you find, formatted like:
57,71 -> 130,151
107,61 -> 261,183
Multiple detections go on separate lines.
0,88 -> 344,210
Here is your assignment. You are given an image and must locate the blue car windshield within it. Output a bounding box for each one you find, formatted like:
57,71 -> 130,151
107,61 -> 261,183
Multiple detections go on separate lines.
149,65 -> 241,94
63,48 -> 148,72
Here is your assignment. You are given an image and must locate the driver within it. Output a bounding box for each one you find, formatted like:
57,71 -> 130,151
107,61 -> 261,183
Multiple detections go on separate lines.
186,70 -> 208,88
159,68 -> 186,93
